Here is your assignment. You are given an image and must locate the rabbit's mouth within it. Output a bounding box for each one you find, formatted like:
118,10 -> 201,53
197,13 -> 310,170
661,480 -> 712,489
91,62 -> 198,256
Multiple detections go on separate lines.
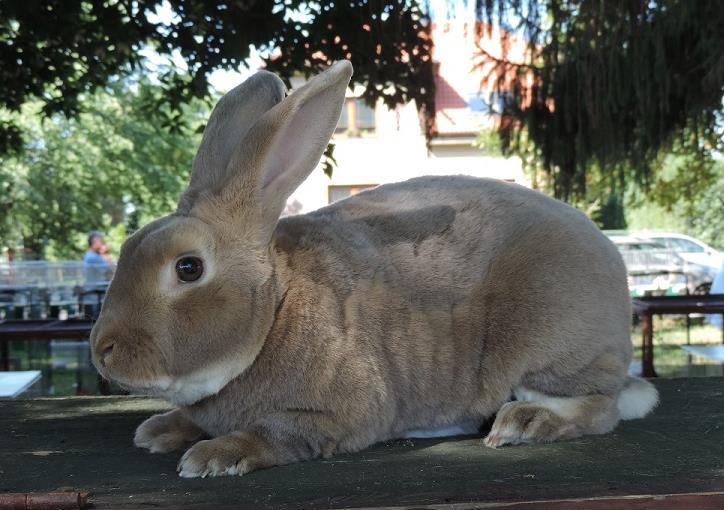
95,368 -> 173,397
91,339 -> 252,405
107,356 -> 253,406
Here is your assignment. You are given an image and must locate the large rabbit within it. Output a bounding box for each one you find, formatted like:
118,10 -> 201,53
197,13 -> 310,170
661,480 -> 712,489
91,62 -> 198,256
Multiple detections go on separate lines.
90,61 -> 658,478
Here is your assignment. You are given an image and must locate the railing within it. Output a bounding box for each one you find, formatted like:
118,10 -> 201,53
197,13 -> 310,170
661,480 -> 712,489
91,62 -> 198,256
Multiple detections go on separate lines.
0,262 -> 110,320
0,261 -> 111,285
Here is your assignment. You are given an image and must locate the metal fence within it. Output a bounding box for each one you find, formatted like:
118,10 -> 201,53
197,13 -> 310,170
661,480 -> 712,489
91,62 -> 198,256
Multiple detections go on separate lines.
0,262 -> 110,320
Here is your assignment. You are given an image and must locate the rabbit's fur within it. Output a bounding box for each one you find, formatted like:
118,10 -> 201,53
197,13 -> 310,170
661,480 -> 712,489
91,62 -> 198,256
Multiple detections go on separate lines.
91,61 -> 658,478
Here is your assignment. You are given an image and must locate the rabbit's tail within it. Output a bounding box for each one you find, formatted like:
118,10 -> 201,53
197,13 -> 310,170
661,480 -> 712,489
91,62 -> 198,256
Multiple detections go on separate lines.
617,376 -> 659,420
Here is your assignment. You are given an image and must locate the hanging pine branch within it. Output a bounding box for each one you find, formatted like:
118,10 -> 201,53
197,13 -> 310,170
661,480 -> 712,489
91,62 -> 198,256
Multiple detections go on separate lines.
475,0 -> 723,199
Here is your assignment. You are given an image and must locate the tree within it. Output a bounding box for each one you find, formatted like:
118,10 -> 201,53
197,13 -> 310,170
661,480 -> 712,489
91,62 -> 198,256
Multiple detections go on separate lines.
2,1 -> 721,214
475,0 -> 723,200
635,157 -> 724,249
0,78 -> 204,258
680,169 -> 723,250
0,0 -> 435,154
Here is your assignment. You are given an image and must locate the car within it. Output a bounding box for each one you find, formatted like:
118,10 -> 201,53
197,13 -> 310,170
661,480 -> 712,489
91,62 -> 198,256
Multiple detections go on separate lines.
632,232 -> 723,271
605,233 -> 715,296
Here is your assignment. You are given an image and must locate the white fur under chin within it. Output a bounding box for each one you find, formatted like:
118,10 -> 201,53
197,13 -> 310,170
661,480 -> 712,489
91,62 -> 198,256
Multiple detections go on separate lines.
145,359 -> 248,406
617,377 -> 659,420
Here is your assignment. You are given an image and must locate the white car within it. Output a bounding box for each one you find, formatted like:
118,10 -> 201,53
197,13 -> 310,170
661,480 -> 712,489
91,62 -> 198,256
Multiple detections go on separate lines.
605,233 -> 716,295
633,232 -> 723,271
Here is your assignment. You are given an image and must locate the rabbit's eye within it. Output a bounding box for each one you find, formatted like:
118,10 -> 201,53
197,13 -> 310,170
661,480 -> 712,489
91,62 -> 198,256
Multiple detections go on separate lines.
175,257 -> 204,283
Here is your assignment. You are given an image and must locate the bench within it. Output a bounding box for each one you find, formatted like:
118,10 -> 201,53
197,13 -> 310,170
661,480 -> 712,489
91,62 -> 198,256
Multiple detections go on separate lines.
632,294 -> 724,377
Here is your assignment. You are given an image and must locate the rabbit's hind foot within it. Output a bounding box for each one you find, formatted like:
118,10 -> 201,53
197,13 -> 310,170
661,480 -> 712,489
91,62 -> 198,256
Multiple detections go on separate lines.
483,391 -> 618,448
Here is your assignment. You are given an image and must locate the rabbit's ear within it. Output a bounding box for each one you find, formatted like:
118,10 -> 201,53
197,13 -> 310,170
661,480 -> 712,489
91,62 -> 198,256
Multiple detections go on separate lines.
222,61 -> 353,241
178,71 -> 286,212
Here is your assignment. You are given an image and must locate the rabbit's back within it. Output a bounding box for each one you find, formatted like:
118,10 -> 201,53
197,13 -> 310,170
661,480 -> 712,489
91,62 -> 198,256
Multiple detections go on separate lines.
278,175 -> 626,315
259,176 -> 632,441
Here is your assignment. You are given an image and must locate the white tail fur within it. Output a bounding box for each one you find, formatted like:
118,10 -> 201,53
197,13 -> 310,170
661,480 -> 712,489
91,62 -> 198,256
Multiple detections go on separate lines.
617,376 -> 659,420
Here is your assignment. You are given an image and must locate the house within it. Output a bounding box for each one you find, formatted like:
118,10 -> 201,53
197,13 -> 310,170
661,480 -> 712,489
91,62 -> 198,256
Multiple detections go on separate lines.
285,21 -> 529,215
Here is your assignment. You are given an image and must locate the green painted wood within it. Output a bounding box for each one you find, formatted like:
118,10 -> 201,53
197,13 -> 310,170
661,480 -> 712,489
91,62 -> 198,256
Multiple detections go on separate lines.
0,378 -> 723,509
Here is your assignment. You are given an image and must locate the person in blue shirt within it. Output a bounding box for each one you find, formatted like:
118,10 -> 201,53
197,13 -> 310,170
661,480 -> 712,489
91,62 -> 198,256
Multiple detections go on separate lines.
83,231 -> 114,281
82,231 -> 114,317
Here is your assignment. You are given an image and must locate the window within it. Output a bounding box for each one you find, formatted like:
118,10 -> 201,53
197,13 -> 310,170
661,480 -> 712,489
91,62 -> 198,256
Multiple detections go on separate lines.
669,238 -> 705,253
328,184 -> 377,204
336,99 -> 376,134
356,100 -> 375,130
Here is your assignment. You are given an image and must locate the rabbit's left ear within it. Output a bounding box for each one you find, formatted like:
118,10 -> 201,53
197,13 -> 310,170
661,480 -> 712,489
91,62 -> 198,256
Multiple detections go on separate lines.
214,60 -> 353,242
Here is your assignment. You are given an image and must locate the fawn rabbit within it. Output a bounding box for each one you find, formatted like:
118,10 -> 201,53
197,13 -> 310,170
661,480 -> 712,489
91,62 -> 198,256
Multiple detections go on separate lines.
90,61 -> 657,478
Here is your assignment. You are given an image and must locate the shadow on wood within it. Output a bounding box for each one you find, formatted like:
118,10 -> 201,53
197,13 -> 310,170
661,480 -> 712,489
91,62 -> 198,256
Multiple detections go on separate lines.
0,378 -> 722,509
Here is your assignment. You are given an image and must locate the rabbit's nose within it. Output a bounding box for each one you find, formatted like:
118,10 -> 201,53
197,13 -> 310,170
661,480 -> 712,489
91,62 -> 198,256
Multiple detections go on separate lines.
96,338 -> 116,367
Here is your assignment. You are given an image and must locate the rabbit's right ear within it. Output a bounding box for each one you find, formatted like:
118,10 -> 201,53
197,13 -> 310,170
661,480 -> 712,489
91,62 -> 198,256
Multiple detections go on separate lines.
178,71 -> 286,212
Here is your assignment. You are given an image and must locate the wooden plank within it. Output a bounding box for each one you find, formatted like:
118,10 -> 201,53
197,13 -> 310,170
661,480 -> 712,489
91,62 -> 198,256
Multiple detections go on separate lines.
0,378 -> 722,509
359,492 -> 724,510
0,319 -> 94,340
632,294 -> 724,315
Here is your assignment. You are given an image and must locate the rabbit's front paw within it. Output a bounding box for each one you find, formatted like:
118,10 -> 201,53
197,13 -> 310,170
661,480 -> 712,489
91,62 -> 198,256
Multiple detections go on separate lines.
177,432 -> 273,478
483,401 -> 575,448
134,410 -> 205,453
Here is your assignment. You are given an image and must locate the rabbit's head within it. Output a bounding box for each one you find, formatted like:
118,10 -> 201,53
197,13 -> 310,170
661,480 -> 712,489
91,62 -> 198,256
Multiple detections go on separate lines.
90,61 -> 353,405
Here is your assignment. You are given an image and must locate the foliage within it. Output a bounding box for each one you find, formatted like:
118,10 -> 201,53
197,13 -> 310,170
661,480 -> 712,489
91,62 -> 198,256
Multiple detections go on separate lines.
0,0 -> 435,153
2,0 -> 721,253
475,0 -> 724,200
590,193 -> 627,231
614,155 -> 723,249
685,170 -> 723,250
0,79 -> 204,259
638,159 -> 723,250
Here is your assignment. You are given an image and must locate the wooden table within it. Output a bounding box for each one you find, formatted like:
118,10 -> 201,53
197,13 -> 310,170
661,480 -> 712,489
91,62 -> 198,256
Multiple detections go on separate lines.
0,377 -> 722,509
632,294 -> 724,377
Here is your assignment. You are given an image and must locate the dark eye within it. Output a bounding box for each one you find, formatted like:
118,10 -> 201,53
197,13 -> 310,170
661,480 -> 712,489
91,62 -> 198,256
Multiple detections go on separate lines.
175,257 -> 203,282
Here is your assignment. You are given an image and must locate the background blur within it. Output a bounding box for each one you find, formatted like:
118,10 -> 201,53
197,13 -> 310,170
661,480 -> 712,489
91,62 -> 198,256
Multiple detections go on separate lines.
0,0 -> 722,396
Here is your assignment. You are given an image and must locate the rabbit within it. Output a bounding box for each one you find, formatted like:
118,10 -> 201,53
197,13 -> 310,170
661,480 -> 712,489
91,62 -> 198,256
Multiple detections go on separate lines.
90,60 -> 658,478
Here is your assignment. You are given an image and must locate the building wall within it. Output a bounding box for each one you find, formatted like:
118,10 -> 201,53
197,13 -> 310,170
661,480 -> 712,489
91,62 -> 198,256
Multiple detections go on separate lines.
284,21 -> 528,215
286,101 -> 525,215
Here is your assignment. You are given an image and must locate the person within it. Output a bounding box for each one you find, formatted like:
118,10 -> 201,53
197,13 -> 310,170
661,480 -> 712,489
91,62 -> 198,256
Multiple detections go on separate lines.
83,231 -> 114,282
81,231 -> 114,318
83,232 -> 113,267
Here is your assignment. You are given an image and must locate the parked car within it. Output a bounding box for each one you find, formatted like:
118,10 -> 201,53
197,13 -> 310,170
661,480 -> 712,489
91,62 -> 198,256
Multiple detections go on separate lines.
632,232 -> 722,271
605,234 -> 715,296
